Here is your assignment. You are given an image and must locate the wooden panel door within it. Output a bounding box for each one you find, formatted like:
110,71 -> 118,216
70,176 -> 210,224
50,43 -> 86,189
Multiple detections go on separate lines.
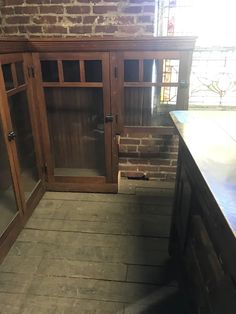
33,52 -> 118,193
110,51 -> 192,133
0,53 -> 44,214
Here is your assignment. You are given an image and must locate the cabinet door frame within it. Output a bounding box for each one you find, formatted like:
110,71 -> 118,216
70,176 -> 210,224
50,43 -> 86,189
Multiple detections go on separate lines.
33,52 -> 118,193
110,50 -> 192,134
0,53 -> 44,214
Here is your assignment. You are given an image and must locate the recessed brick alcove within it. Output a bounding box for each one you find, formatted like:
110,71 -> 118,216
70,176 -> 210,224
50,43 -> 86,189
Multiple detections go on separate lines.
119,128 -> 178,182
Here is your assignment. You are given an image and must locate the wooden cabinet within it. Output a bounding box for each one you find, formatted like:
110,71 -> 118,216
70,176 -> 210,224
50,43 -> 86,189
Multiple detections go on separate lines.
0,37 -> 196,260
169,111 -> 236,314
28,37 -> 195,193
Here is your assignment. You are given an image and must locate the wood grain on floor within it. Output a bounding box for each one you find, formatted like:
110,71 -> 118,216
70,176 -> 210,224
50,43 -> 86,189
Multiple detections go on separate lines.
0,186 -> 190,314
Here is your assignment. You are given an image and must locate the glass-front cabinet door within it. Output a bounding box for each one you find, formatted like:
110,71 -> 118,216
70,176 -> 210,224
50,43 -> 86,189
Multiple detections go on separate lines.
0,117 -> 19,236
0,53 -> 43,216
33,52 -> 117,193
111,51 -> 191,131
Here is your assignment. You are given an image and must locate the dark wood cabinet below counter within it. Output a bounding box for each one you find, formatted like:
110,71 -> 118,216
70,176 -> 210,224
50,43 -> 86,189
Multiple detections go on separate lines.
169,111 -> 236,314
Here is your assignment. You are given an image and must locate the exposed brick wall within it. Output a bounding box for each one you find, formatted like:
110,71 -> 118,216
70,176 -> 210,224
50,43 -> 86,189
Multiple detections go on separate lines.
119,130 -> 178,182
0,0 -> 155,37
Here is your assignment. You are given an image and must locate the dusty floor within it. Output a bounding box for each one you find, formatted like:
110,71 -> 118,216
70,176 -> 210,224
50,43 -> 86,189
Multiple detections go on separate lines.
0,181 -> 189,313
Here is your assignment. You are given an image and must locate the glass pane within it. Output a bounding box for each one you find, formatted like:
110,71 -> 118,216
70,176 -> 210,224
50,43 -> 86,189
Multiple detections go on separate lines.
2,63 -> 14,90
84,60 -> 102,82
124,60 -> 139,82
44,87 -> 106,177
143,59 -> 162,82
41,61 -> 59,82
8,91 -> 39,200
63,60 -> 81,82
160,86 -> 178,105
124,87 -> 177,126
15,62 -> 25,86
0,120 -> 18,235
163,59 -> 180,83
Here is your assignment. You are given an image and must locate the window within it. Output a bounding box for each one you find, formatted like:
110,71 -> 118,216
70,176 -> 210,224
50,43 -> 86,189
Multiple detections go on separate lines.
157,0 -> 236,108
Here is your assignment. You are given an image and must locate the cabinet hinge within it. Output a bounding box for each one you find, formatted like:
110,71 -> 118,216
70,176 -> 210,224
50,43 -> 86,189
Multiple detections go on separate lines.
43,163 -> 48,176
114,66 -> 118,78
28,66 -> 35,78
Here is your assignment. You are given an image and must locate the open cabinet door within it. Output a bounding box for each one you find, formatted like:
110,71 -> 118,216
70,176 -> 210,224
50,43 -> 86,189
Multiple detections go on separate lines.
33,52 -> 118,193
0,53 -> 44,220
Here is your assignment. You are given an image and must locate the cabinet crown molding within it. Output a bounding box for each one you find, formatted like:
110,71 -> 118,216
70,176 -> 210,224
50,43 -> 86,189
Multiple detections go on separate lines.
0,36 -> 197,54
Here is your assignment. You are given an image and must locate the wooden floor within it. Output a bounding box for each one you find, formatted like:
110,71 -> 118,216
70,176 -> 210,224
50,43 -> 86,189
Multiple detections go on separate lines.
0,183 -> 190,313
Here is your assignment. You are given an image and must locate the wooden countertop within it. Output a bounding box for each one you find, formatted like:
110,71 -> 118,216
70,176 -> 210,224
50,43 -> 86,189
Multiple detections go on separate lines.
170,110 -> 236,238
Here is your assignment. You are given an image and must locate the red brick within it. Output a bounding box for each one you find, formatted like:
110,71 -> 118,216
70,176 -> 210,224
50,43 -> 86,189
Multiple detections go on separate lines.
116,16 -> 135,24
40,6 -> 64,14
138,165 -> 158,172
3,26 -> 18,34
18,26 -> 27,33
138,145 -> 158,153
66,6 -> 90,14
149,159 -> 171,166
66,16 -> 83,24
120,138 -> 140,145
1,7 -> 15,15
6,16 -> 30,24
32,16 -> 57,25
93,5 -> 117,14
26,25 -> 42,33
118,25 -> 143,33
69,25 -> 92,34
44,25 -> 67,34
83,16 -> 97,24
15,6 -> 38,14
122,6 -> 142,13
95,25 -> 118,33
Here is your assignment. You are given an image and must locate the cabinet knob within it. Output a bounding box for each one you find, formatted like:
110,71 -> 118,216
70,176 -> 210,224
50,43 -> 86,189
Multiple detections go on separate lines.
8,131 -> 16,142
105,115 -> 113,123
